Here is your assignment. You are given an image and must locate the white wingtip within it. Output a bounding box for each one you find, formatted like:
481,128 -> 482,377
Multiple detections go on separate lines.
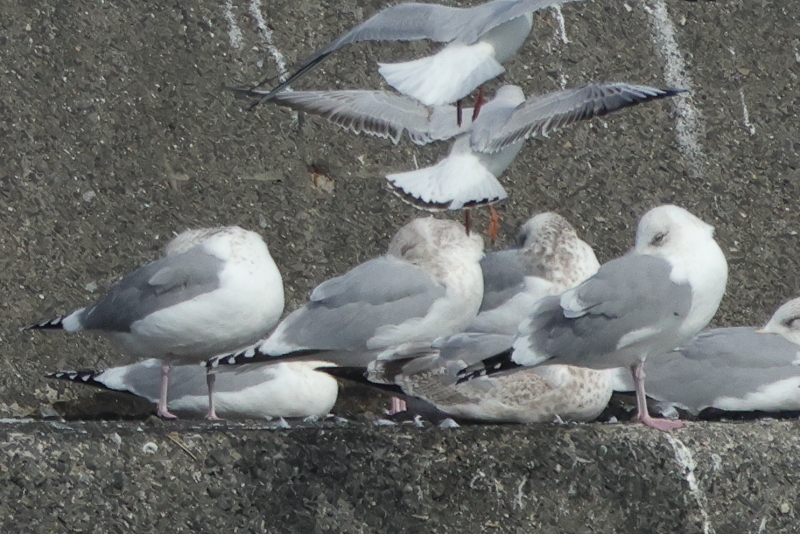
386,153 -> 507,210
378,42 -> 504,106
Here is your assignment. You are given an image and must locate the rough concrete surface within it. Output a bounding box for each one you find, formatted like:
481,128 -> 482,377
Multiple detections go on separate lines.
0,0 -> 799,531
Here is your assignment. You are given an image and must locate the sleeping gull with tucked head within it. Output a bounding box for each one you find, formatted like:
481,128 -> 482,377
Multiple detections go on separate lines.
208,217 -> 485,372
324,332 -> 614,423
470,212 -> 599,334
47,359 -> 338,419
458,205 -> 729,431
614,296 -> 800,416
25,226 -> 285,420
248,0 -> 584,113
244,83 -> 684,212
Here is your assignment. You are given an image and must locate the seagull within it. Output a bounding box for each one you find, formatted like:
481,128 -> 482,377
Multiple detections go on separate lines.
469,212 -> 599,334
207,217 -> 485,370
457,205 -> 729,431
247,0 -> 585,115
243,83 -> 685,218
47,359 -> 338,419
614,297 -> 800,416
25,226 -> 285,420
323,332 -> 614,423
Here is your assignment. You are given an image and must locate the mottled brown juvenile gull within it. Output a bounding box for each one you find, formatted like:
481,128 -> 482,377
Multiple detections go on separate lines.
248,0 -> 584,109
25,226 -> 285,420
48,359 -> 338,419
207,217 -> 484,370
248,83 -> 684,211
470,212 -> 599,334
615,297 -> 800,415
325,332 -> 613,423
458,205 -> 729,431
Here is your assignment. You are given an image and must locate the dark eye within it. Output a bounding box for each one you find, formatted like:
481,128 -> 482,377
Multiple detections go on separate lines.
783,317 -> 799,328
650,232 -> 667,246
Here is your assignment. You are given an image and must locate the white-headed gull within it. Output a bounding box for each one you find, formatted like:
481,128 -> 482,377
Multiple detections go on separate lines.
47,358 -> 338,419
324,332 -> 613,423
208,217 -> 485,369
458,205 -> 729,431
25,226 -> 284,420
249,0 -> 585,109
614,297 -> 800,416
470,212 -> 599,334
250,83 -> 684,211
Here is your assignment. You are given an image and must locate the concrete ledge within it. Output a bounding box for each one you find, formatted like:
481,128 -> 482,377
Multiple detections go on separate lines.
2,419 -> 798,533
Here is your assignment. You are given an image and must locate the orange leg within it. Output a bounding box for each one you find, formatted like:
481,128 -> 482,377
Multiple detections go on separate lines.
487,205 -> 500,241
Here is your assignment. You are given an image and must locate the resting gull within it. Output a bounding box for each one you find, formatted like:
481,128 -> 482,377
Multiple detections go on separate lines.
25,226 -> 285,420
614,297 -> 800,416
248,0 -> 584,112
207,217 -> 485,370
325,332 -> 613,423
245,83 -> 684,212
458,205 -> 729,431
47,359 -> 338,419
470,212 -> 599,334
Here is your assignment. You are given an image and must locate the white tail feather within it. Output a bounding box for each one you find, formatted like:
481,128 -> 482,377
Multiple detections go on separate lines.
378,42 -> 504,106
386,153 -> 507,210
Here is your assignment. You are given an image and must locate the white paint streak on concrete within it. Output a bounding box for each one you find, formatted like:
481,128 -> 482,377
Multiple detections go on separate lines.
665,434 -> 716,534
641,0 -> 707,178
222,0 -> 244,49
249,0 -> 289,81
552,5 -> 570,44
739,89 -> 756,135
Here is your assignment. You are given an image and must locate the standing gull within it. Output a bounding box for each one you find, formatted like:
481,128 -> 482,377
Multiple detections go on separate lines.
25,226 -> 285,420
470,212 -> 599,334
47,359 -> 338,419
615,297 -> 800,416
458,205 -> 728,431
244,83 -> 684,213
248,0 -> 584,112
208,217 -> 485,371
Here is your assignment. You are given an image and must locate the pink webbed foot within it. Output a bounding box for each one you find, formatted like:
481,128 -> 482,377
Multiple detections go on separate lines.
390,397 -> 407,415
636,412 -> 684,431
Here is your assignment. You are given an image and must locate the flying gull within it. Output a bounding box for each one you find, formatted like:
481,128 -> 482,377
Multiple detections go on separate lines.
470,212 -> 599,334
248,0 -> 585,113
25,226 -> 285,420
458,205 -> 729,431
614,296 -> 800,416
245,83 -> 684,213
47,358 -> 338,419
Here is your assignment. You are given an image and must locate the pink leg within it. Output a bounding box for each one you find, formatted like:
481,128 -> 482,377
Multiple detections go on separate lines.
631,362 -> 682,431
205,371 -> 221,421
158,362 -> 178,419
471,86 -> 485,122
390,397 -> 407,415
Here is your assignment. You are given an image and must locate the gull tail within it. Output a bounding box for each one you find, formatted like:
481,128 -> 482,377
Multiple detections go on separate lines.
386,153 -> 507,210
456,349 -> 521,384
378,42 -> 504,106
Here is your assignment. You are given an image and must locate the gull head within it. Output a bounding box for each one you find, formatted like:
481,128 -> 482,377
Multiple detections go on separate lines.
164,227 -> 232,256
762,297 -> 800,345
518,212 -> 599,288
634,205 -> 715,259
388,217 -> 484,267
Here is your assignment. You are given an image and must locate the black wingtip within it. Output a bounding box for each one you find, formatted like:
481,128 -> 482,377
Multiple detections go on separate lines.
205,348 -> 331,368
317,366 -> 406,396
455,349 -> 521,384
46,370 -> 107,390
21,316 -> 67,332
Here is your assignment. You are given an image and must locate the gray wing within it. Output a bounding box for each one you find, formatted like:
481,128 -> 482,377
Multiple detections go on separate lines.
271,257 -> 446,351
263,90 -> 467,145
253,0 -> 581,100
524,254 -> 692,365
470,83 -> 686,153
642,327 -> 800,413
478,248 -> 528,312
78,247 -> 223,332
